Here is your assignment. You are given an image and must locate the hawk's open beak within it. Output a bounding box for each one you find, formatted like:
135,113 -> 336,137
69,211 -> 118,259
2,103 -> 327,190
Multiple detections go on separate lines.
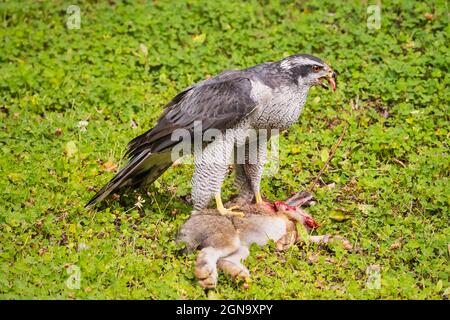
319,71 -> 337,91
328,71 -> 337,92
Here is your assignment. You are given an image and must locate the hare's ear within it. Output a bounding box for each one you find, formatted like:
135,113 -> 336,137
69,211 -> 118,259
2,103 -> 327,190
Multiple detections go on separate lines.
285,191 -> 313,207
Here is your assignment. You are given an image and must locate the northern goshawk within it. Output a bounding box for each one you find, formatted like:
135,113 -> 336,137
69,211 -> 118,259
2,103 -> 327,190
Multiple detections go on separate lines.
86,54 -> 336,215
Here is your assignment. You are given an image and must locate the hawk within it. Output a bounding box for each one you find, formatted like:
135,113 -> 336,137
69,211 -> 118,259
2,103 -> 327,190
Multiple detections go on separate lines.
86,54 -> 336,215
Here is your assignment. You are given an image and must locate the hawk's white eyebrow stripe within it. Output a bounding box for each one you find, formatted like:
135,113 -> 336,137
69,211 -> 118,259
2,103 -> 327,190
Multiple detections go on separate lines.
280,57 -> 323,69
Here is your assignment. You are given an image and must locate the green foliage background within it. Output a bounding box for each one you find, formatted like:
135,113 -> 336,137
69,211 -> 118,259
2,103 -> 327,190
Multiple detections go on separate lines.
0,0 -> 449,299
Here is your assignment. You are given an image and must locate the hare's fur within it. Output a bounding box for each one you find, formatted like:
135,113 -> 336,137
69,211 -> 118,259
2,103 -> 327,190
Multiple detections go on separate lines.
177,201 -> 349,288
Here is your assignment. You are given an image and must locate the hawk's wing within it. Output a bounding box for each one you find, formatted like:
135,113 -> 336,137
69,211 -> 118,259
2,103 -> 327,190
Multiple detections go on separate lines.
127,71 -> 258,157
85,72 -> 260,208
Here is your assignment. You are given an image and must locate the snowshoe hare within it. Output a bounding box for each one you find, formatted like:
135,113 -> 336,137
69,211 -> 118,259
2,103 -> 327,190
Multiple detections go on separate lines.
177,191 -> 351,289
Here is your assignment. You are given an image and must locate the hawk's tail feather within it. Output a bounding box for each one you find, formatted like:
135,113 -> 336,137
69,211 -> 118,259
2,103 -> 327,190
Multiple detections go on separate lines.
84,150 -> 173,209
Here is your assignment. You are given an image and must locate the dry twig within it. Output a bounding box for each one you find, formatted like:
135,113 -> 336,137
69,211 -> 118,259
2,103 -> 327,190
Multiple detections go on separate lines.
308,122 -> 349,193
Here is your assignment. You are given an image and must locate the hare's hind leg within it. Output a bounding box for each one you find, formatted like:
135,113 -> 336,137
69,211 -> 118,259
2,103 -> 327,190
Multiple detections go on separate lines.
217,246 -> 250,282
195,238 -> 240,289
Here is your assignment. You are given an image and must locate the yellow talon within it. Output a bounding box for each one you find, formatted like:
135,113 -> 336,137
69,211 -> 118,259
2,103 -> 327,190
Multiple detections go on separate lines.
219,207 -> 244,217
215,194 -> 244,217
255,191 -> 263,204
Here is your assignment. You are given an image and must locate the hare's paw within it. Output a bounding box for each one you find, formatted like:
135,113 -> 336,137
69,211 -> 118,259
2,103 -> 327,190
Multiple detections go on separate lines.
218,260 -> 250,281
195,258 -> 218,289
276,231 -> 297,251
332,236 -> 353,251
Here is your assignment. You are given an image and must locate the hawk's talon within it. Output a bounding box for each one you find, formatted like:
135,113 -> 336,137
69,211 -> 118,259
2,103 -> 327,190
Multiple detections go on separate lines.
215,194 -> 244,217
218,206 -> 244,217
254,192 -> 276,212
255,191 -> 264,204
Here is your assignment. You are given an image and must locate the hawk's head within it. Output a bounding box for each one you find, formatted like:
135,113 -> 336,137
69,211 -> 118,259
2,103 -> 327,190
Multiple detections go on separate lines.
280,54 -> 337,91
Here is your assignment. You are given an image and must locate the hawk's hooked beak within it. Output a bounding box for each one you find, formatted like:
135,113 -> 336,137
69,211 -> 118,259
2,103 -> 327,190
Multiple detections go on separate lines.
319,71 -> 337,92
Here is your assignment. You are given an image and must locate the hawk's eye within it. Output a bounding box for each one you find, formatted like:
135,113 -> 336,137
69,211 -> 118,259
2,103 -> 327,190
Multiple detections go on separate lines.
312,65 -> 321,72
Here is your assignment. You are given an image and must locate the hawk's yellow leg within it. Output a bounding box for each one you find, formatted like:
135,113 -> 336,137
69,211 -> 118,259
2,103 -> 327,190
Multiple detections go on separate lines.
215,193 -> 244,217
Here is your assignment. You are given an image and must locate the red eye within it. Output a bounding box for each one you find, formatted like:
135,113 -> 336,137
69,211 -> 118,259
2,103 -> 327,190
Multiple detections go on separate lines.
312,65 -> 321,72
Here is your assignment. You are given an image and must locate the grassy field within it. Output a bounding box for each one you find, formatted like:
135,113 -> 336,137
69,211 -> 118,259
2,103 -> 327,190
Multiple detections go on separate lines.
0,0 -> 449,299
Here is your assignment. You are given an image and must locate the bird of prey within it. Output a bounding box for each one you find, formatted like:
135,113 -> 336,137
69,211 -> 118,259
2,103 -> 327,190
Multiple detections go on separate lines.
86,54 -> 336,215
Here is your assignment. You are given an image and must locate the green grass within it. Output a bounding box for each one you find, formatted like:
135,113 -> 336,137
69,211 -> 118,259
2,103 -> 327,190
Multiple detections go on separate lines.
0,0 -> 449,299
